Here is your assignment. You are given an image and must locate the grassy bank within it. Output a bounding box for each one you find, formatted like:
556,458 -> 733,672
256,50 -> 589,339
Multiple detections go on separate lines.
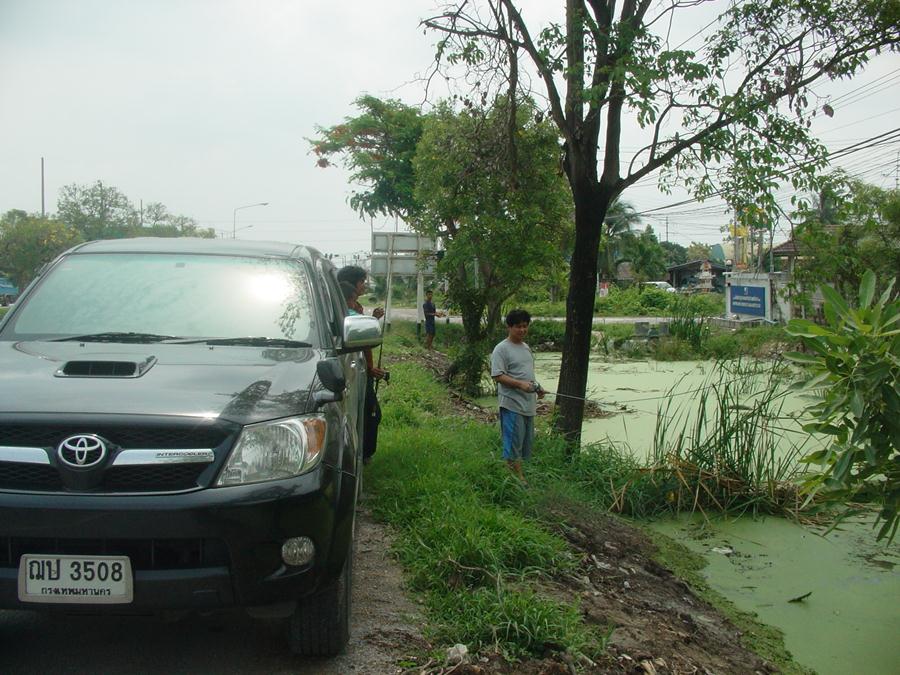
368,361 -> 604,660
366,323 -> 807,671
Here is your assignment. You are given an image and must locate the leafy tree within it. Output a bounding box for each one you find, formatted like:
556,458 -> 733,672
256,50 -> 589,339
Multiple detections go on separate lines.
310,95 -> 570,392
413,98 -> 571,392
792,179 -> 900,304
786,270 -> 899,542
660,241 -> 688,268
56,183 -> 213,241
57,180 -> 138,240
425,0 -> 900,445
620,226 -> 667,284
0,210 -> 83,288
598,200 -> 640,282
685,242 -> 713,262
141,203 -> 214,238
309,95 -> 424,221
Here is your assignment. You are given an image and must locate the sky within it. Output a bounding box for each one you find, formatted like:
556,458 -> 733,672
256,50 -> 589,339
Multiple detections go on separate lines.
1,0 -> 898,260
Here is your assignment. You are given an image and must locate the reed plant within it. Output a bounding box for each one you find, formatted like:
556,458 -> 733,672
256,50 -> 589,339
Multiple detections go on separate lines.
647,359 -> 811,518
668,295 -> 710,351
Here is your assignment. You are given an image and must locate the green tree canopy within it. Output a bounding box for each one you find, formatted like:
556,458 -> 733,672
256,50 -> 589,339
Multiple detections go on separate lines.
413,98 -> 572,391
598,200 -> 641,282
309,95 -> 424,221
0,210 -> 83,289
425,0 -> 900,445
621,226 -> 667,283
686,242 -> 713,261
57,180 -> 138,240
660,241 -> 688,268
792,179 -> 900,302
310,95 -> 572,391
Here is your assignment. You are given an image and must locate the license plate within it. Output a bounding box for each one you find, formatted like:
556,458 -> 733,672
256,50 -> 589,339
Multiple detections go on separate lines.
18,555 -> 133,604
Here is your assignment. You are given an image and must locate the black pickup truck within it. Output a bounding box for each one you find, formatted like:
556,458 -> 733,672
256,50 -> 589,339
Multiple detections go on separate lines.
0,237 -> 381,655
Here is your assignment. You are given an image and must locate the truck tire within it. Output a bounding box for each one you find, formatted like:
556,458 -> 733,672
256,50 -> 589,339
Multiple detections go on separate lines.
287,553 -> 352,656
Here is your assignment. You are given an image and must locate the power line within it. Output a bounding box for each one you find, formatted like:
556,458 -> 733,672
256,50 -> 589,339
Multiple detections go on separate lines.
634,127 -> 900,216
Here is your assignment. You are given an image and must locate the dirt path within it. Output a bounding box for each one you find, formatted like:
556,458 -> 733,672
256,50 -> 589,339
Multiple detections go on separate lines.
307,506 -> 430,674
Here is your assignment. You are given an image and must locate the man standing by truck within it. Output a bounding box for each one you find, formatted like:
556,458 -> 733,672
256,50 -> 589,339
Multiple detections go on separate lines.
337,265 -> 386,463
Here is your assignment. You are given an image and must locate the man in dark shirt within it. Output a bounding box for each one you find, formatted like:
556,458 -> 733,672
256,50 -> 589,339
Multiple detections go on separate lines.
337,265 -> 385,463
422,289 -> 443,350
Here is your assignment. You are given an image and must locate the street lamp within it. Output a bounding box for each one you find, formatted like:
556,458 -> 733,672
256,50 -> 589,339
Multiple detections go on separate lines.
232,202 -> 269,239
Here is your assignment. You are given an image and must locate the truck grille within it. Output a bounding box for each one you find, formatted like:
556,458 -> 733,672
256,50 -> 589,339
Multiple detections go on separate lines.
0,425 -> 228,450
0,461 -> 64,491
0,422 -> 234,493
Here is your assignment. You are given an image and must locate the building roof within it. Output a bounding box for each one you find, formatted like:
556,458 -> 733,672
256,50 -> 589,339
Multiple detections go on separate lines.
770,238 -> 802,257
666,259 -> 727,273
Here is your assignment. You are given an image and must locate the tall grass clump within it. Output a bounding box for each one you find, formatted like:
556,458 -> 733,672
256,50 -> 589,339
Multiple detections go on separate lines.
368,362 -> 604,660
669,295 -> 710,351
647,359 -> 810,517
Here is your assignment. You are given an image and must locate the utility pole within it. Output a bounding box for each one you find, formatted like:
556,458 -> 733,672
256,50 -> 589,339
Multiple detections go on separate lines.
665,216 -> 669,243
41,157 -> 45,218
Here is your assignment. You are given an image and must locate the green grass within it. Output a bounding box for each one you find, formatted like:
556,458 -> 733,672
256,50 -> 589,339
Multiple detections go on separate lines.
368,361 -> 604,659
0,307 -> 7,319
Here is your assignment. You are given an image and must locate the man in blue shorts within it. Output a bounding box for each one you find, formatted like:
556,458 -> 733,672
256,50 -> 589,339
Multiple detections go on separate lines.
490,308 -> 544,484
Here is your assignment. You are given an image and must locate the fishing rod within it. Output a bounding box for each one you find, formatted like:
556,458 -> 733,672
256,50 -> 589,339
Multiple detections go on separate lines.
374,310 -> 389,393
533,373 -> 787,410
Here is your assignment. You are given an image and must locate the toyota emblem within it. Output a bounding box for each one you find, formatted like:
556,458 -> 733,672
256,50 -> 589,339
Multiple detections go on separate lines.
58,434 -> 107,468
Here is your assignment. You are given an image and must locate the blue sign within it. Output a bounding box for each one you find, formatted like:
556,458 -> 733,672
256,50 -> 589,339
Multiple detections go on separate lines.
729,284 -> 767,317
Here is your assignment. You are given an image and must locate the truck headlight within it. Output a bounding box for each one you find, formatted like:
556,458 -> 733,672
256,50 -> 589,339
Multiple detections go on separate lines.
216,416 -> 326,486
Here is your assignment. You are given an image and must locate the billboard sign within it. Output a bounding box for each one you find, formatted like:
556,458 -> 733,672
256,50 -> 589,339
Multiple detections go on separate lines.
371,232 -> 437,253
729,284 -> 767,317
370,255 -> 435,276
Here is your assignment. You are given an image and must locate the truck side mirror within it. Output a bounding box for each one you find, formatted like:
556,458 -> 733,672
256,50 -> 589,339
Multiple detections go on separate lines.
314,358 -> 345,407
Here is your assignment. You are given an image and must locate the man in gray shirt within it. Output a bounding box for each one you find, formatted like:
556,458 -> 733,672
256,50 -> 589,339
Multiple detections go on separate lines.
491,308 -> 544,484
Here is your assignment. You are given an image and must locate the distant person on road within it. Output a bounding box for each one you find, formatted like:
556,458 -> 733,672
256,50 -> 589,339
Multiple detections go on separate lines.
337,265 -> 385,464
490,308 -> 544,485
422,289 -> 443,350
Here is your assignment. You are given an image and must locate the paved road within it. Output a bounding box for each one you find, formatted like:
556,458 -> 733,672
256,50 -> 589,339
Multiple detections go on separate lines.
385,307 -> 661,325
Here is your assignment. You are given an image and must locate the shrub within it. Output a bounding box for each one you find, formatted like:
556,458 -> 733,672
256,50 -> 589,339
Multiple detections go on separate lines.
652,337 -> 698,361
525,320 -> 565,348
786,270 -> 900,542
702,332 -> 742,360
637,288 -> 672,312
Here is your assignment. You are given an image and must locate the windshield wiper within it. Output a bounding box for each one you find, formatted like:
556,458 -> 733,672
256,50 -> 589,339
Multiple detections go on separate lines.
52,332 -> 181,343
178,336 -> 312,348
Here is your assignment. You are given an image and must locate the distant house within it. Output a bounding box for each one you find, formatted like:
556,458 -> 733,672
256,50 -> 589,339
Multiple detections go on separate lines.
666,259 -> 727,292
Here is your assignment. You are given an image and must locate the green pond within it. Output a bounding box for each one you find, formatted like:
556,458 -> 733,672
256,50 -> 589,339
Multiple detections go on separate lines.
485,355 -> 900,675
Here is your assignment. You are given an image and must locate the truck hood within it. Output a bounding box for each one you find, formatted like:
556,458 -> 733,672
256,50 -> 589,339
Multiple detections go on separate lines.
0,341 -> 322,425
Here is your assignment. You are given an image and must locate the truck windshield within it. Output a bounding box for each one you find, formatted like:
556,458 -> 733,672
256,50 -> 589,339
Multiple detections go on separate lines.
3,252 -> 317,344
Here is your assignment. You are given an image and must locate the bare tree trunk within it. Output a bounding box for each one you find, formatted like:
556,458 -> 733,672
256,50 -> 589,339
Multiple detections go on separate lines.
554,180 -> 607,449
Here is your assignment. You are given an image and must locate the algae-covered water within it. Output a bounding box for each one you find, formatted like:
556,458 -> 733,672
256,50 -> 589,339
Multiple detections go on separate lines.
520,355 -> 900,675
651,514 -> 900,675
